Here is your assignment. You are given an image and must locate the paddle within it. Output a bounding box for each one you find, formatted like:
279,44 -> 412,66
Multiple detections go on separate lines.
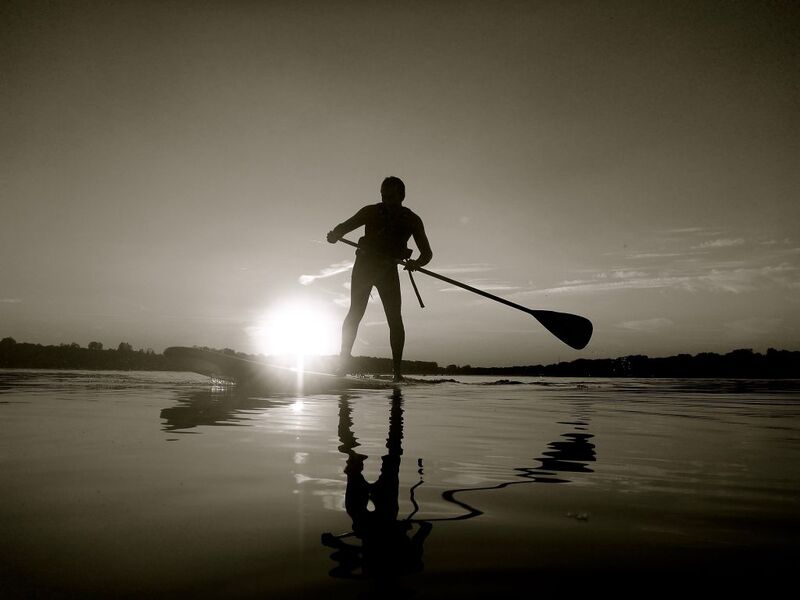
337,238 -> 593,350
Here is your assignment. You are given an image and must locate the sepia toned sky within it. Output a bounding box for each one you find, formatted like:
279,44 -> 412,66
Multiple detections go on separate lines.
2,0 -> 798,365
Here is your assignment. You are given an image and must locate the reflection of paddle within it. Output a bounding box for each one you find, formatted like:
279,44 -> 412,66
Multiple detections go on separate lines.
337,238 -> 593,350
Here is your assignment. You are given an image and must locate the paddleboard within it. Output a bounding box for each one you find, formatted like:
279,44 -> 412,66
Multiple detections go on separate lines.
164,346 -> 393,393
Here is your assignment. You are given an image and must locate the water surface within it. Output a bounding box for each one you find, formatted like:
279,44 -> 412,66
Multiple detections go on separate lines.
1,371 -> 798,597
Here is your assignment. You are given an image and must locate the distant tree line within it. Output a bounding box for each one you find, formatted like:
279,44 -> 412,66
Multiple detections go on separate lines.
440,348 -> 799,378
0,338 -> 182,371
1,337 -> 797,377
352,348 -> 798,378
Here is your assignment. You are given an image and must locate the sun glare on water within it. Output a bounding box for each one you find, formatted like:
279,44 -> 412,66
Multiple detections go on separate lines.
250,301 -> 339,369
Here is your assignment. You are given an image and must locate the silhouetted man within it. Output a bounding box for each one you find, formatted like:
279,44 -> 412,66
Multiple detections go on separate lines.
327,177 -> 432,381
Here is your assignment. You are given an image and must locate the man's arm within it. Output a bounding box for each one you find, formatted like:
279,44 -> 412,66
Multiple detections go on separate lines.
327,206 -> 370,243
406,219 -> 432,270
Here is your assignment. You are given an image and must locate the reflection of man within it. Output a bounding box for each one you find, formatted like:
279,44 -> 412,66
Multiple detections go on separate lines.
321,391 -> 432,578
327,177 -> 433,381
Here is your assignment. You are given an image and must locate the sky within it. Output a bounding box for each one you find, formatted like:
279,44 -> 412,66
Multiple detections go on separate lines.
2,0 -> 798,366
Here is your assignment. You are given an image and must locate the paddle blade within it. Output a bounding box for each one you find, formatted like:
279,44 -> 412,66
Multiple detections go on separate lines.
529,310 -> 593,350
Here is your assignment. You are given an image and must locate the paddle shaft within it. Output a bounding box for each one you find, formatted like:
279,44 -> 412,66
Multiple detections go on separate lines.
338,237 -> 537,318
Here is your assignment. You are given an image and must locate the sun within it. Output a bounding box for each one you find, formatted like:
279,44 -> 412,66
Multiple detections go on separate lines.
250,300 -> 339,360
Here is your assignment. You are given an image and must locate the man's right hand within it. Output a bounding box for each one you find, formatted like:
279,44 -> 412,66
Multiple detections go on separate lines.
326,230 -> 339,244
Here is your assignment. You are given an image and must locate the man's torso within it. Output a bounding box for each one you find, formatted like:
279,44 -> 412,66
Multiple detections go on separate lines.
358,203 -> 421,260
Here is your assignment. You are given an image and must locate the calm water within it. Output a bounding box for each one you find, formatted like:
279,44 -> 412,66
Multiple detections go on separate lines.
1,370 -> 799,598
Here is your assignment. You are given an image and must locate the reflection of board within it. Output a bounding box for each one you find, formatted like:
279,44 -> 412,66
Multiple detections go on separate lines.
164,346 -> 390,393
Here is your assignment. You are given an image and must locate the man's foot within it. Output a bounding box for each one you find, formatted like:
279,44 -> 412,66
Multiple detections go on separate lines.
392,372 -> 405,383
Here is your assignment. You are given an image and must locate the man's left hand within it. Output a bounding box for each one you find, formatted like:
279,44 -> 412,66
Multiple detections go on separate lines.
404,259 -> 421,271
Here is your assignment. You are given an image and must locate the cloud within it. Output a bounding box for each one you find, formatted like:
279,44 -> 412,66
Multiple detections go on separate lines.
0,298 -> 22,303
519,276 -> 687,295
663,227 -> 707,234
434,263 -> 496,275
659,227 -> 727,237
610,270 -> 648,279
693,238 -> 745,249
618,318 -> 674,332
724,317 -> 782,336
561,228 -> 798,300
706,263 -> 800,292
516,263 -> 799,296
439,284 -> 520,293
622,228 -> 748,260
626,252 -> 693,259
298,260 -> 353,285
759,238 -> 793,246
438,278 -> 521,293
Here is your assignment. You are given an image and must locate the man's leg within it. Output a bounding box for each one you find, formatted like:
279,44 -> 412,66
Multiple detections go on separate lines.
340,260 -> 372,364
376,267 -> 404,380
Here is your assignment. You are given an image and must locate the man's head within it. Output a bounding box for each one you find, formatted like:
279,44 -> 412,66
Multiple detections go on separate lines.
380,176 -> 405,206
